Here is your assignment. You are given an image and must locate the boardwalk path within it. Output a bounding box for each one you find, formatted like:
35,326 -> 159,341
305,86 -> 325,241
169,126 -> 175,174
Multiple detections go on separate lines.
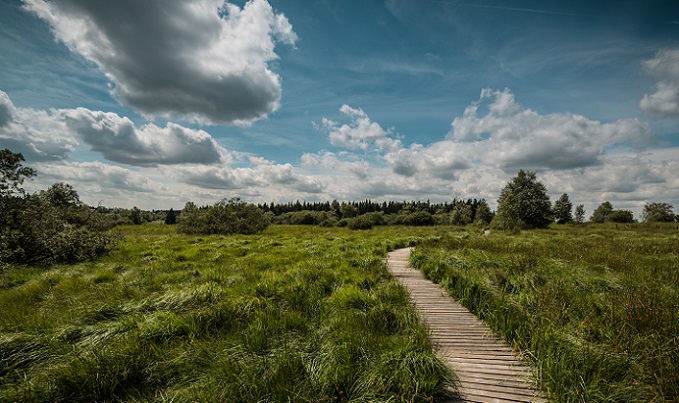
386,248 -> 545,403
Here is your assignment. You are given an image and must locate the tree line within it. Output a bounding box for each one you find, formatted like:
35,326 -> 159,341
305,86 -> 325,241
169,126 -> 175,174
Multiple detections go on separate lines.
2,147 -> 676,266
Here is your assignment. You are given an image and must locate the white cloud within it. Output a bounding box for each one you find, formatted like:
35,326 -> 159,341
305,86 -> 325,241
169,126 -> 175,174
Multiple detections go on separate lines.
449,88 -> 654,170
0,90 -> 228,166
23,0 -> 297,125
167,160 -> 325,194
58,109 -> 227,166
323,105 -> 401,151
640,47 -> 679,117
35,161 -> 163,194
0,91 -> 15,127
0,90 -> 78,161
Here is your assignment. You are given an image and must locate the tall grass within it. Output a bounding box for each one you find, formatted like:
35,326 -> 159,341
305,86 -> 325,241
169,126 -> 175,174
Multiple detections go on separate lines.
0,225 -> 454,402
410,223 -> 679,402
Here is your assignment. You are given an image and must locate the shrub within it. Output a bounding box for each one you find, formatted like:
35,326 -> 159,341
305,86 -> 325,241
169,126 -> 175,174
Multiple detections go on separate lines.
177,198 -> 270,235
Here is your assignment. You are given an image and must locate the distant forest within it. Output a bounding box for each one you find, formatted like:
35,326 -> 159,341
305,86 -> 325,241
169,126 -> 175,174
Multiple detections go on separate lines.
257,199 -> 488,216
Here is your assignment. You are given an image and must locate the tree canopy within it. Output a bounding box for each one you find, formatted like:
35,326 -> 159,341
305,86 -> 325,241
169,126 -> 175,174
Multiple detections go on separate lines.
553,193 -> 573,224
642,202 -> 675,223
492,170 -> 552,229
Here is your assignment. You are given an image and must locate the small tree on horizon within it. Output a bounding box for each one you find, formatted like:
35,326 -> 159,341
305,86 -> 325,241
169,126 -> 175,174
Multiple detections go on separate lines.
491,170 -> 552,230
641,202 -> 675,222
552,193 -> 573,224
574,204 -> 585,224
590,201 -> 613,223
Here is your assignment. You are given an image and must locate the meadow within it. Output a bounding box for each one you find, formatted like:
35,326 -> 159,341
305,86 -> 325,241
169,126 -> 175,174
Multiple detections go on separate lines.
0,225 -> 455,402
411,223 -> 679,402
1,223 -> 677,402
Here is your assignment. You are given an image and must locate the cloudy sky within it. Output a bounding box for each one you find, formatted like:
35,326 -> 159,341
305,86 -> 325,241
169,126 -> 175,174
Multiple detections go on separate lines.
1,0 -> 678,217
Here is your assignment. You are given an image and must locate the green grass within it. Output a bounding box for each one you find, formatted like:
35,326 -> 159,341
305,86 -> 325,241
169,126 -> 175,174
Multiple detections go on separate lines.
0,225 -> 455,402
410,223 -> 679,402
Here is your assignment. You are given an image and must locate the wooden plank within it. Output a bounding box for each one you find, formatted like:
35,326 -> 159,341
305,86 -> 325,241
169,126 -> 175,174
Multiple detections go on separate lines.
386,248 -> 546,403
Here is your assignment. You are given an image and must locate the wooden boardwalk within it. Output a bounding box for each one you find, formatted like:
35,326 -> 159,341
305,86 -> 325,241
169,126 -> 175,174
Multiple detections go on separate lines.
386,248 -> 546,403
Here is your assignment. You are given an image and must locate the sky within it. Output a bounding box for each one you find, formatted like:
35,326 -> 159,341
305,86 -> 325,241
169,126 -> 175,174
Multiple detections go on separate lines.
1,0 -> 678,218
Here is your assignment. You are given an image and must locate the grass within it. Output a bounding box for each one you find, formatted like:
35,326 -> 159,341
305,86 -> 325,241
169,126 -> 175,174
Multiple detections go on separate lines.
0,225 -> 455,402
410,223 -> 679,402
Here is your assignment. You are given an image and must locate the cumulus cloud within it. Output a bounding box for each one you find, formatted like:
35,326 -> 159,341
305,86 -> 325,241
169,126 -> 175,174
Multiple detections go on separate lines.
640,47 -> 679,117
0,90 -> 78,161
57,109 -> 226,166
0,91 -> 15,127
36,161 -> 163,193
323,105 -> 402,152
0,90 -> 228,166
167,159 -> 325,194
449,88 -> 654,170
23,0 -> 297,125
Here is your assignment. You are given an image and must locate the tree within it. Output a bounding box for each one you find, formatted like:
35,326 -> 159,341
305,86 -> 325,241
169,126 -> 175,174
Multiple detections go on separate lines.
590,201 -> 613,223
473,199 -> 494,226
0,148 -> 36,197
1,150 -> 119,264
608,209 -> 635,223
165,208 -> 177,225
574,204 -> 585,224
450,204 -> 473,226
491,170 -> 552,229
642,202 -> 675,223
552,193 -> 573,224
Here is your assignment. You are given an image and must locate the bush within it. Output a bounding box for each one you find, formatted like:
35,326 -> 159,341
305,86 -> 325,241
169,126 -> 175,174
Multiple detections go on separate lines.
1,184 -> 120,265
346,212 -> 386,230
177,198 -> 270,235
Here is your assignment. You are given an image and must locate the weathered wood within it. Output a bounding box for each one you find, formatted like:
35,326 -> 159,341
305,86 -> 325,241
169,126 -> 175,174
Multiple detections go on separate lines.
386,248 -> 546,403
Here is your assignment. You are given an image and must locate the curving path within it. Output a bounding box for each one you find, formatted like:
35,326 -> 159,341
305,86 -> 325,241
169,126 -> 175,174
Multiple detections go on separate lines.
386,248 -> 546,403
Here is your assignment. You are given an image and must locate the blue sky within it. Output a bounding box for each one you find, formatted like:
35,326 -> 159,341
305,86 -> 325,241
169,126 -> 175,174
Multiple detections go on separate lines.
1,0 -> 678,218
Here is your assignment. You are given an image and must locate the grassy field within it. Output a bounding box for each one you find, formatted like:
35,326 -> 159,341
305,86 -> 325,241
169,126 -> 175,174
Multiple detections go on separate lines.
0,225 -> 455,403
411,223 -> 679,402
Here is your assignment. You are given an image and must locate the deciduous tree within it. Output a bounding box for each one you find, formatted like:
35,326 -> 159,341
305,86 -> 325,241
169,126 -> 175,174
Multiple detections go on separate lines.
492,170 -> 552,229
553,193 -> 573,224
642,202 -> 675,222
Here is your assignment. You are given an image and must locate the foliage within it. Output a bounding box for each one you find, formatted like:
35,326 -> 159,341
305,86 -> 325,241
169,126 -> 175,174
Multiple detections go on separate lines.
411,225 -> 679,402
574,204 -> 586,224
492,170 -> 552,230
552,193 -> 573,224
590,201 -> 613,223
0,225 -> 456,402
164,208 -> 177,225
608,209 -> 635,223
0,150 -> 119,265
177,198 -> 270,235
0,148 -> 36,197
346,212 -> 386,230
450,203 -> 473,226
274,210 -> 338,226
642,202 -> 675,223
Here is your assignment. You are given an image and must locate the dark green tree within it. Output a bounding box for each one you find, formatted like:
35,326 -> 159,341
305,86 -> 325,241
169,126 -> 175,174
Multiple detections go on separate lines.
590,201 -> 613,223
491,170 -> 552,229
641,202 -> 675,223
608,209 -> 635,223
165,208 -> 177,225
552,193 -> 573,224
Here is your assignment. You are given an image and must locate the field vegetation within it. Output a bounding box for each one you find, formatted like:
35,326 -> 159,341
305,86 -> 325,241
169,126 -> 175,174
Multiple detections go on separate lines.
0,225 -> 455,402
410,223 -> 679,402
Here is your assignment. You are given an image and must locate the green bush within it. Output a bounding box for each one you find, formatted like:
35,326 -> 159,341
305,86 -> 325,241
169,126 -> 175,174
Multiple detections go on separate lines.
177,198 -> 270,235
